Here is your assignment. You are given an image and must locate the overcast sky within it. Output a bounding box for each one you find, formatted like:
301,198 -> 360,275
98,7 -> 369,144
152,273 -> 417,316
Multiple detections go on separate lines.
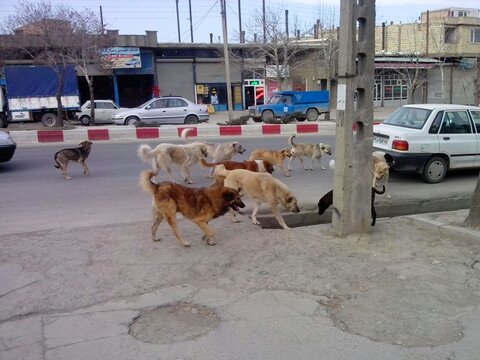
1,0 -> 479,43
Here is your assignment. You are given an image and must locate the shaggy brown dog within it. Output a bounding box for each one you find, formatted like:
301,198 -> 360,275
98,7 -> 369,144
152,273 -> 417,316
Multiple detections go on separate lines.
139,170 -> 245,247
317,186 -> 385,226
249,148 -> 292,177
200,158 -> 274,174
53,140 -> 93,180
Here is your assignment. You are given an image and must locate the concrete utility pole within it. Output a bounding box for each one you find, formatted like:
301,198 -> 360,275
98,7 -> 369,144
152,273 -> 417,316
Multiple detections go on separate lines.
332,0 -> 376,236
176,0 -> 181,42
220,0 -> 234,121
188,0 -> 194,42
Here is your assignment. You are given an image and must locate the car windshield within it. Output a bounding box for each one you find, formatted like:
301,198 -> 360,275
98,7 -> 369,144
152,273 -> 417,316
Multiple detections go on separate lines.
383,106 -> 432,129
267,95 -> 283,104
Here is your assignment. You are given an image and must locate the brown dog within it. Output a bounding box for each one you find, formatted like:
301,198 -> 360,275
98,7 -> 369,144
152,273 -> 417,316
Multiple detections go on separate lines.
200,158 -> 274,174
53,140 -> 93,180
249,148 -> 292,177
139,170 -> 245,247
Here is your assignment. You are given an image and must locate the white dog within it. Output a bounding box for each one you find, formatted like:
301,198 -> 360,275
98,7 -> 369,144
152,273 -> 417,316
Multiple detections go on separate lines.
182,128 -> 246,177
287,135 -> 333,171
137,142 -> 208,184
215,165 -> 300,229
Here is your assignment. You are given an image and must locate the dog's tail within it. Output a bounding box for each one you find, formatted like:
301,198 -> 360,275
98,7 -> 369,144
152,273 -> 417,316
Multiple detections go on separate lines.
180,128 -> 194,143
373,185 -> 386,195
139,170 -> 158,195
137,144 -> 155,162
329,159 -> 335,170
288,135 -> 296,146
53,151 -> 61,169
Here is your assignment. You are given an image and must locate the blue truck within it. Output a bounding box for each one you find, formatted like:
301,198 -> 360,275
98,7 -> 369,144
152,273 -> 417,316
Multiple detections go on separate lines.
0,65 -> 80,128
249,90 -> 330,123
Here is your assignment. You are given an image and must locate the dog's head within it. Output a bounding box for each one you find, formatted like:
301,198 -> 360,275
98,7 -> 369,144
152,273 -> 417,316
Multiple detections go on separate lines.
79,140 -> 93,150
283,193 -> 300,213
222,189 -> 246,212
233,142 -> 246,154
280,148 -> 293,158
373,162 -> 390,181
263,160 -> 275,174
320,144 -> 333,156
384,153 -> 396,168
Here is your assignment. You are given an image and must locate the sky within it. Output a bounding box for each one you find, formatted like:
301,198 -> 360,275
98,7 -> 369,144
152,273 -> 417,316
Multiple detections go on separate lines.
0,0 -> 479,43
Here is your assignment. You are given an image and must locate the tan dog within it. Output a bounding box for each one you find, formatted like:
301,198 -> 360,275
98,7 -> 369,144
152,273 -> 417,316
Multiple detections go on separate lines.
182,128 -> 246,177
53,140 -> 93,180
137,142 -> 208,184
249,148 -> 292,177
287,135 -> 332,171
200,158 -> 274,174
372,151 -> 395,199
215,165 -> 300,229
139,170 -> 245,247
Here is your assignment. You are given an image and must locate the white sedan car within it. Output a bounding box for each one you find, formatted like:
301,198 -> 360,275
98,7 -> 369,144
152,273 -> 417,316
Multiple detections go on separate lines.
75,100 -> 128,126
373,104 -> 480,183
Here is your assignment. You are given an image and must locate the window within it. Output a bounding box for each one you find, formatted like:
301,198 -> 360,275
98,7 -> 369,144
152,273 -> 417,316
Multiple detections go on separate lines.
383,106 -> 432,129
471,28 -> 480,43
381,74 -> 408,101
429,111 -> 444,134
469,111 -> 480,133
440,111 -> 472,134
444,27 -> 456,44
103,102 -> 116,109
149,99 -> 167,109
167,99 -> 187,108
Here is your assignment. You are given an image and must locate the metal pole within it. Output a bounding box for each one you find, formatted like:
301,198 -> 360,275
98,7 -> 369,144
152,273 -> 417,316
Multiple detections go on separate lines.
188,0 -> 194,43
285,9 -> 289,39
220,0 -> 234,121
176,0 -> 181,42
99,6 -> 104,34
332,0 -> 376,236
238,0 -> 243,43
262,0 -> 266,43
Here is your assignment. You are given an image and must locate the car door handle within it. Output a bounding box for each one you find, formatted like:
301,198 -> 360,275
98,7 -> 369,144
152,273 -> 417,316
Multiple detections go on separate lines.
162,110 -> 166,112
443,137 -> 450,140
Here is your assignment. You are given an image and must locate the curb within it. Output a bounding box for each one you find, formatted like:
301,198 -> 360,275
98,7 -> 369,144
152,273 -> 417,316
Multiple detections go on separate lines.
9,122 -> 337,145
257,196 -> 472,229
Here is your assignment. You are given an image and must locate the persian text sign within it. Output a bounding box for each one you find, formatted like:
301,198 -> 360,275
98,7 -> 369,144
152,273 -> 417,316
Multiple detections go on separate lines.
101,47 -> 142,69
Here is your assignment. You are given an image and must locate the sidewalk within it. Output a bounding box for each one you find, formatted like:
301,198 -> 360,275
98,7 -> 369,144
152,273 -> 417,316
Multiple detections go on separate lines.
1,209 -> 480,360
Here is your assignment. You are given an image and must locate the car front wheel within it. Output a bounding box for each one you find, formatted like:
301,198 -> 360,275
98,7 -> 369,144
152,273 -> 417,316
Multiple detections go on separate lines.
125,116 -> 139,126
306,108 -> 318,121
422,156 -> 447,183
41,113 -> 57,127
261,110 -> 274,122
79,115 -> 91,126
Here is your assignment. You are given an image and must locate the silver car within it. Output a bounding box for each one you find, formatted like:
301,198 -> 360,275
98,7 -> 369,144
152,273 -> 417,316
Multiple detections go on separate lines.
75,100 -> 127,126
112,96 -> 209,126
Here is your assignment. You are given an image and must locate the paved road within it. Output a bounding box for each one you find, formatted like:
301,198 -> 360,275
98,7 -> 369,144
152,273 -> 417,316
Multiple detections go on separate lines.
0,134 -> 478,235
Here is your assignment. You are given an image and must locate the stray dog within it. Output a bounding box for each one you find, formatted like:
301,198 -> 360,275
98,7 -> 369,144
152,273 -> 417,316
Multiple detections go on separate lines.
249,148 -> 292,177
53,140 -> 93,180
372,151 -> 395,199
200,158 -> 274,174
287,135 -> 332,171
139,170 -> 245,247
317,186 -> 385,226
137,142 -> 208,184
215,165 -> 300,229
182,128 -> 246,177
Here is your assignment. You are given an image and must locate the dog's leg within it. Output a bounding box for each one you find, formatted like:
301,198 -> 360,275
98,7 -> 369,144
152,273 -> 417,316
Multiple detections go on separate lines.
269,203 -> 290,229
318,156 -> 327,170
165,215 -> 191,247
280,164 -> 290,177
228,208 -> 241,223
385,172 -> 391,199
151,211 -> 164,241
61,161 -> 71,180
251,202 -> 262,225
287,155 -> 295,171
181,158 -> 195,184
80,159 -> 90,176
298,156 -> 308,171
194,221 -> 217,245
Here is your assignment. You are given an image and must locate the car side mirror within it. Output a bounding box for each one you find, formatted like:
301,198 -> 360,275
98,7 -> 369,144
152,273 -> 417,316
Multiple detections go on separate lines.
145,106 -> 151,110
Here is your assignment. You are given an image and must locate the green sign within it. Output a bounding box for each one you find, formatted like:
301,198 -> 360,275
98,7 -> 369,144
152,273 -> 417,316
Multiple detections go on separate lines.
250,80 -> 260,85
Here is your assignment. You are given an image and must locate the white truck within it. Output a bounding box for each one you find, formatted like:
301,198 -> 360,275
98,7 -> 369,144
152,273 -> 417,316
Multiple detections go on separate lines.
0,65 -> 80,128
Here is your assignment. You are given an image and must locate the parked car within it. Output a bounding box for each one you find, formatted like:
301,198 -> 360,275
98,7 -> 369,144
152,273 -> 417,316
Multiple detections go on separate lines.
0,131 -> 16,163
373,104 -> 480,183
112,96 -> 209,126
75,100 -> 127,126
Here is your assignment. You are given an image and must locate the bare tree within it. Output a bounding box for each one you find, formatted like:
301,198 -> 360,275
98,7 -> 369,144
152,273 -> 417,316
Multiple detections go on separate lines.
241,6 -> 312,90
2,0 -> 110,127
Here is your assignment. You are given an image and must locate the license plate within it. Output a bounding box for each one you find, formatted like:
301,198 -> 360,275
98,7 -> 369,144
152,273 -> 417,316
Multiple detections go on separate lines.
373,135 -> 388,145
